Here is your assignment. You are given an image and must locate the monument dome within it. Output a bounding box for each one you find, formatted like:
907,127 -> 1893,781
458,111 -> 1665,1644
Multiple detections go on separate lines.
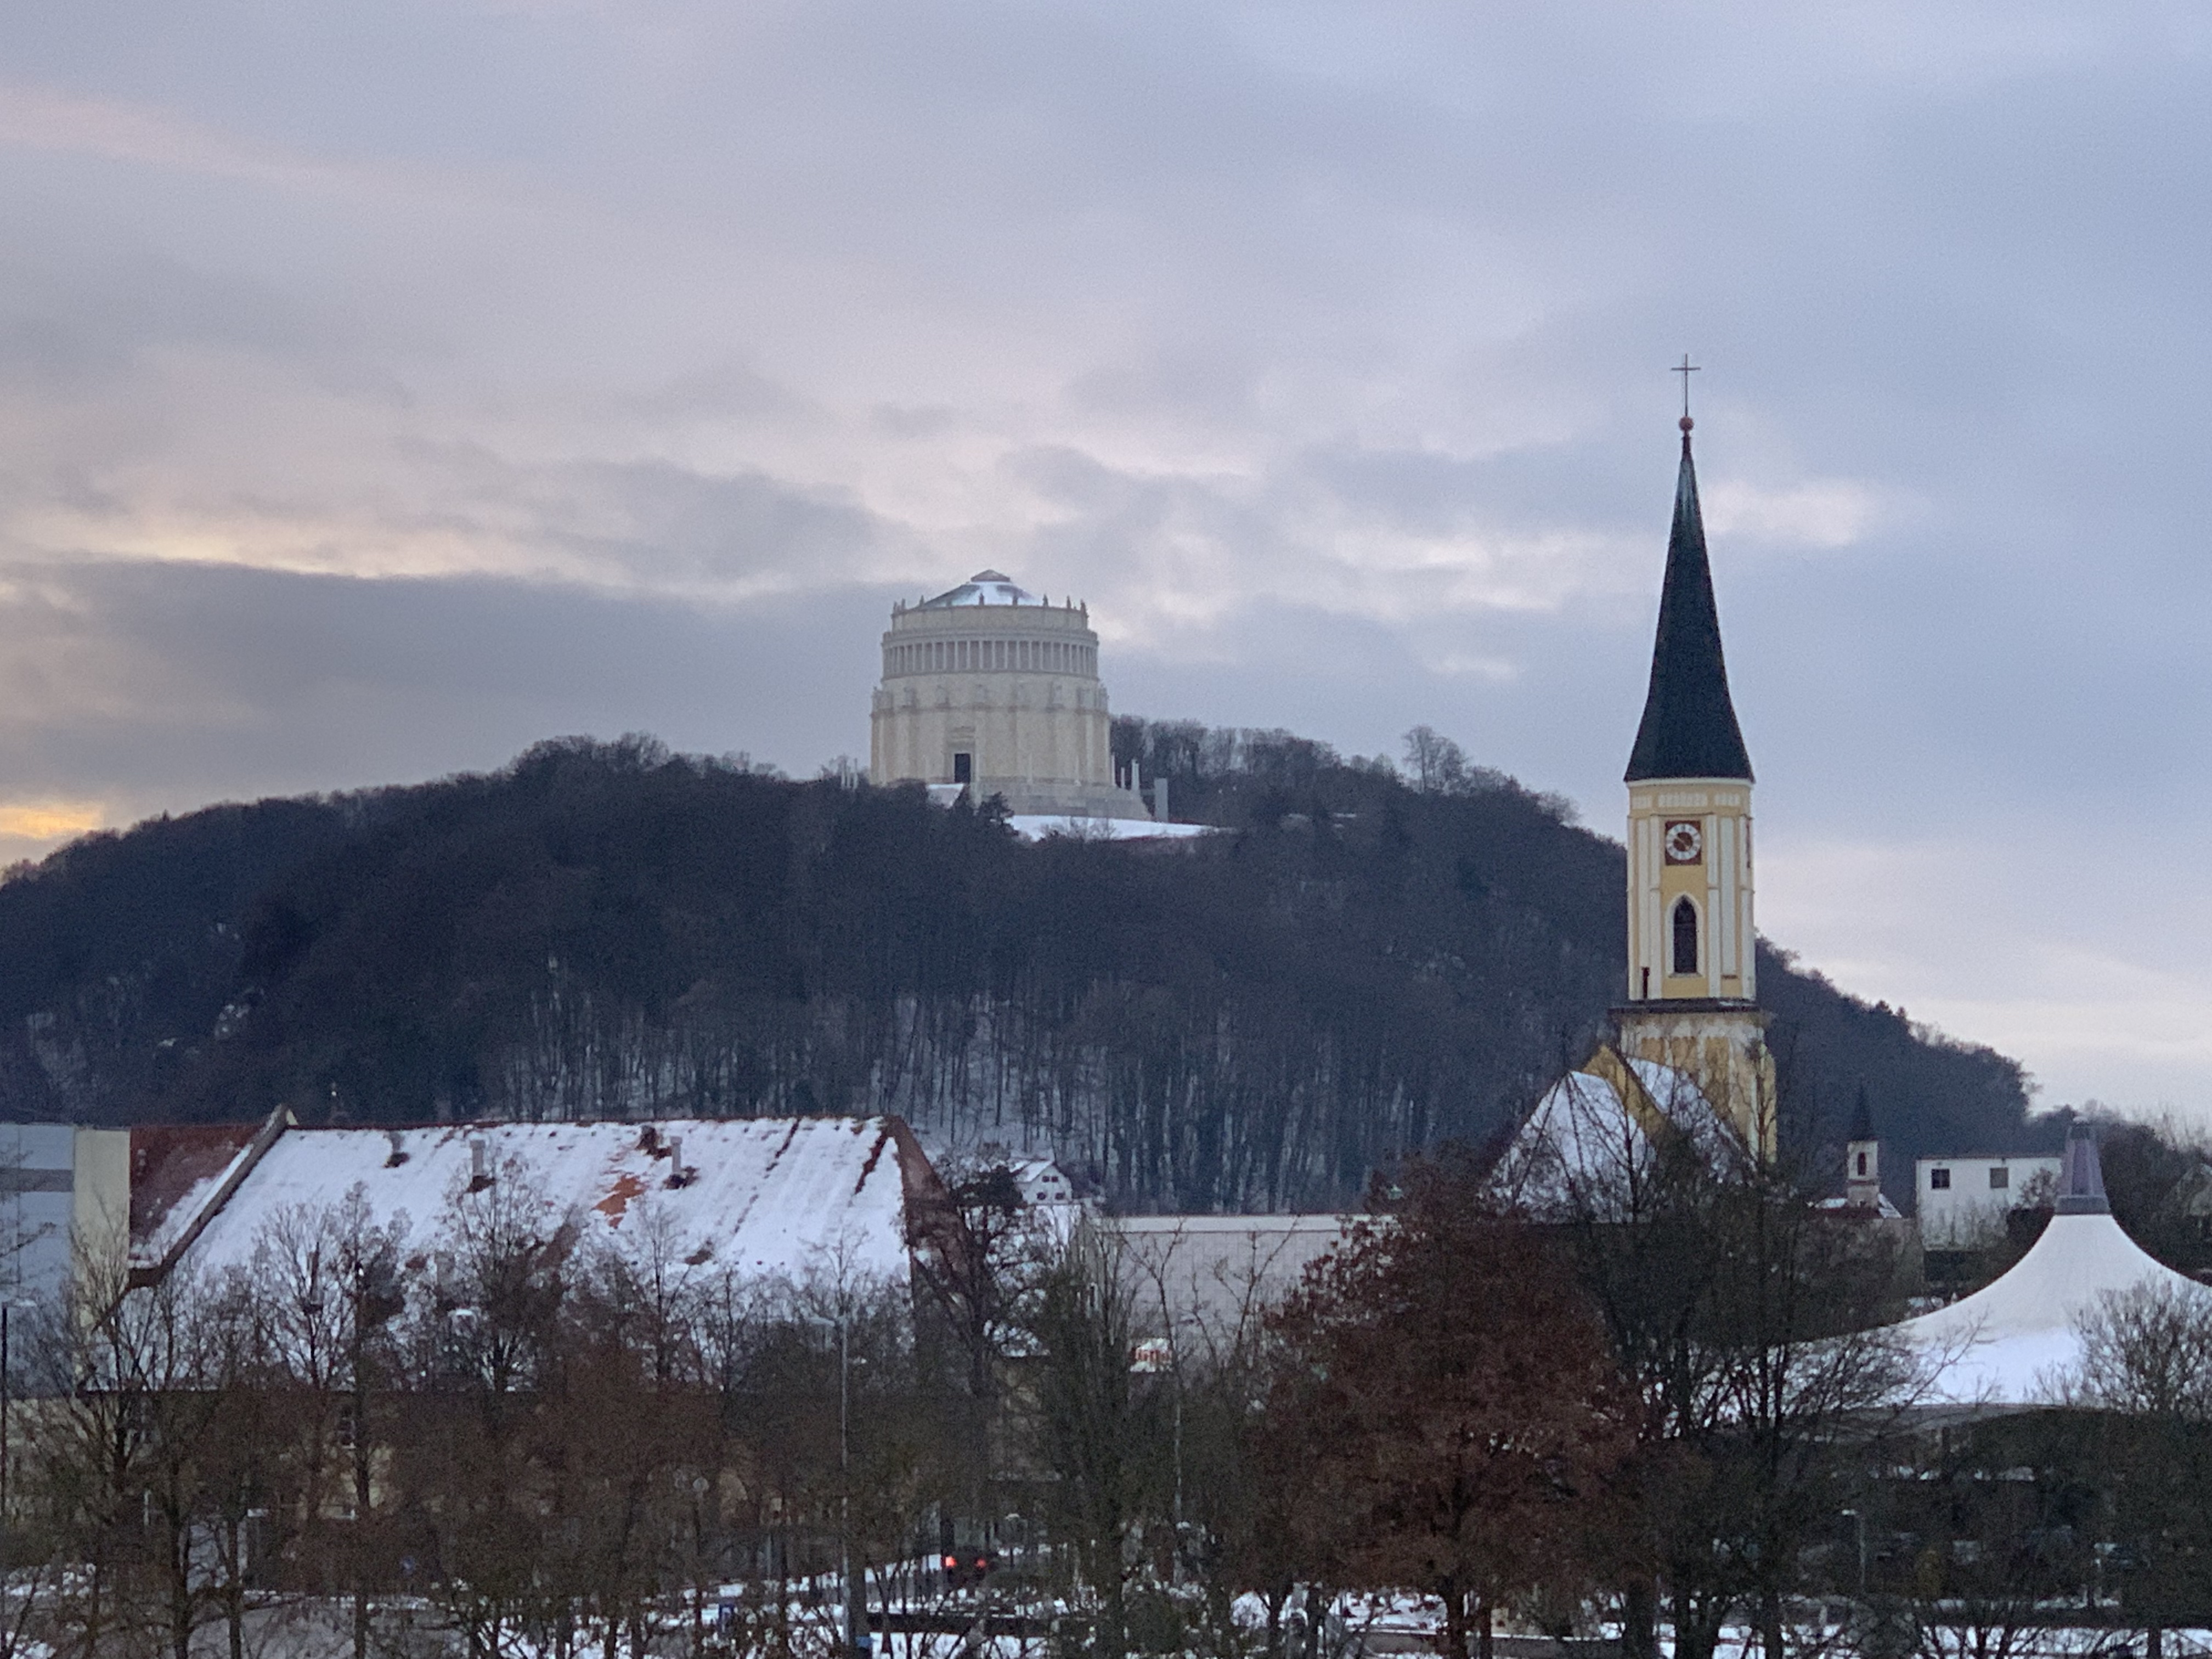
869,572 -> 1152,821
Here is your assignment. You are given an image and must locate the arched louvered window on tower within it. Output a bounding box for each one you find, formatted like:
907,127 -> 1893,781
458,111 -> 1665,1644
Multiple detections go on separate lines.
1672,897 -> 1700,976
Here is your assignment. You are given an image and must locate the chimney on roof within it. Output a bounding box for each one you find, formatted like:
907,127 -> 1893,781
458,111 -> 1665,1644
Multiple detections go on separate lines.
2056,1131 -> 2109,1215
385,1129 -> 408,1168
665,1134 -> 692,1189
468,1137 -> 493,1193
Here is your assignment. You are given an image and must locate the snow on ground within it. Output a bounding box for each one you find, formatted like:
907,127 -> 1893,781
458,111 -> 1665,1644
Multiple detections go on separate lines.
1006,815 -> 1218,843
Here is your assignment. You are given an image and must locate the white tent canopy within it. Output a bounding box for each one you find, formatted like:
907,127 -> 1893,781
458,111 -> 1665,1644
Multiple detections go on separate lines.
1893,1135 -> 2212,1409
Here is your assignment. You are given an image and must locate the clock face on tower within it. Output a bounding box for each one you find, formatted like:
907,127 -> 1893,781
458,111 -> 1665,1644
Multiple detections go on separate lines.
1664,820 -> 1703,865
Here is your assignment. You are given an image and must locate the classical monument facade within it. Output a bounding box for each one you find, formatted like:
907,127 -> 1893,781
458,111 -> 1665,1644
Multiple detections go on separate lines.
870,571 -> 1151,820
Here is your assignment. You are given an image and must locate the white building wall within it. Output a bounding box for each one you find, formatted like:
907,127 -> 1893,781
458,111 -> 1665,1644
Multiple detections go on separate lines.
1916,1154 -> 2063,1250
0,1124 -> 130,1303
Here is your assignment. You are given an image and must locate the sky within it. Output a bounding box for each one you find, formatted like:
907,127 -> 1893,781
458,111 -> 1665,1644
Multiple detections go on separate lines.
0,2 -> 2205,1124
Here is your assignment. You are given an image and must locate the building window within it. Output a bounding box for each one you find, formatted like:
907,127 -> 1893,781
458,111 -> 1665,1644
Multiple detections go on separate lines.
1854,1152 -> 1867,1177
1671,898 -> 1699,975
952,753 -> 972,785
1989,1166 -> 2008,1190
1929,1167 -> 1951,1190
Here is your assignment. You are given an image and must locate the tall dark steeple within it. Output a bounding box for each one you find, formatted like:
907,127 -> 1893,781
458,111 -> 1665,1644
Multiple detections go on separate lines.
1624,419 -> 1753,783
1848,1085 -> 1875,1145
1615,379 -> 1774,1159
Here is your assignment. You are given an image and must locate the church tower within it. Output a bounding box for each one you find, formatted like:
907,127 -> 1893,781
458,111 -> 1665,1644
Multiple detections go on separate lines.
1616,407 -> 1776,1158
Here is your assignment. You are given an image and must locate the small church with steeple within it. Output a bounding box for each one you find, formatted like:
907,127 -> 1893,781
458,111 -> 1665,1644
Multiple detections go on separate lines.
1488,399 -> 1780,1214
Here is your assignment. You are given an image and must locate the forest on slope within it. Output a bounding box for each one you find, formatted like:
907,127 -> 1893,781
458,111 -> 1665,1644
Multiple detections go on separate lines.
0,721 -> 2055,1211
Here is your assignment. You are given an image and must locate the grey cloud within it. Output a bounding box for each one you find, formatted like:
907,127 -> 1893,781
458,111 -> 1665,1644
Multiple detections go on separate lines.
0,557 -> 892,809
0,242 -> 321,391
625,361 -> 821,426
414,446 -> 894,589
0,1 -> 2204,1111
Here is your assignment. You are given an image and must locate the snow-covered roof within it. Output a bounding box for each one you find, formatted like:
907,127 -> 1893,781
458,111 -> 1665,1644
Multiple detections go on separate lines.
152,1117 -> 940,1290
918,571 -> 1038,608
132,1126 -> 267,1270
1891,1136 -> 2212,1409
1486,1053 -> 1752,1220
1815,1191 -> 1905,1220
1007,1158 -> 1079,1205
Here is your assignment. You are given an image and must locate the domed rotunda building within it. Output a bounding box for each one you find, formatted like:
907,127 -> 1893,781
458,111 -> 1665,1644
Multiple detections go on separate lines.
870,571 -> 1151,821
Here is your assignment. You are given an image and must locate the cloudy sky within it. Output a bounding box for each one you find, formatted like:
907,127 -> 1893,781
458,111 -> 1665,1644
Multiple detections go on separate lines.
0,2 -> 2205,1120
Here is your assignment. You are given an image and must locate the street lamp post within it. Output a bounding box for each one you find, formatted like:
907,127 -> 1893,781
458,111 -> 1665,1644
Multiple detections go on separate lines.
2,1301 -> 12,1574
840,1314 -> 864,1659
1839,1508 -> 1867,1597
0,1299 -> 32,1576
815,1310 -> 867,1659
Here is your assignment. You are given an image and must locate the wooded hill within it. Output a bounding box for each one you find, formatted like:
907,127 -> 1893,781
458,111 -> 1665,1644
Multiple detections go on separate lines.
0,721 -> 2055,1210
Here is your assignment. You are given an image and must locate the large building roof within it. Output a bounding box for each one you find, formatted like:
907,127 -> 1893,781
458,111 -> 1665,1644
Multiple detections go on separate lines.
917,570 -> 1039,608
133,1115 -> 946,1291
1486,1053 -> 1754,1221
1624,428 -> 1754,783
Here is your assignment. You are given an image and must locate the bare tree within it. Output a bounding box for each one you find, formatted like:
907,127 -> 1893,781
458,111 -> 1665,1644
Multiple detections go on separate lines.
1025,1220 -> 1166,1659
2068,1282 -> 2212,1650
1400,726 -> 1469,795
235,1186 -> 410,1659
396,1156 -> 580,1657
2072,1280 -> 2212,1421
20,1251 -> 255,1659
1560,1143 -> 1927,1659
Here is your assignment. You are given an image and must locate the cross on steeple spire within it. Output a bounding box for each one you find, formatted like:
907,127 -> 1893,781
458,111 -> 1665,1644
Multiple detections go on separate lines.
1672,354 -> 1700,449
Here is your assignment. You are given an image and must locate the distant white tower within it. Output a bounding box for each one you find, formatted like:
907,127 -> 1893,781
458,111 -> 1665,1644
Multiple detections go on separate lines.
870,571 -> 1150,820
